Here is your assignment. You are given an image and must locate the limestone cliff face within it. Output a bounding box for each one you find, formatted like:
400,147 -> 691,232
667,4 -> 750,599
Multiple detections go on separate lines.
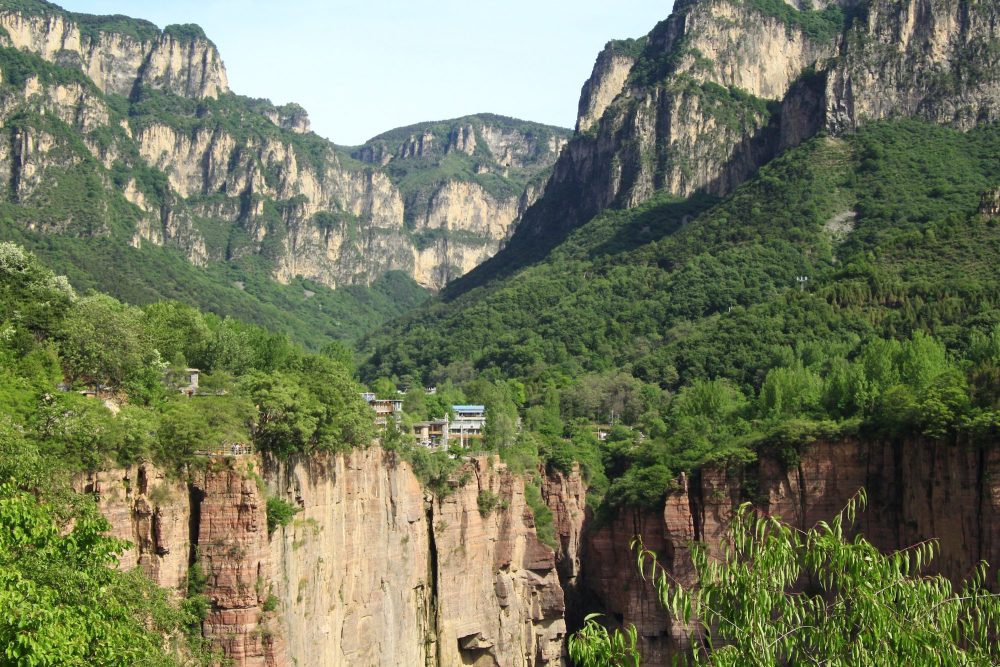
353,116 -> 569,287
0,10 -> 227,99
75,463 -> 192,593
506,0 -> 1000,253
82,449 -> 579,666
0,5 -> 568,291
581,439 -> 1000,665
576,42 -> 639,133
511,0 -> 844,243
824,0 -> 1000,133
265,450 -> 430,666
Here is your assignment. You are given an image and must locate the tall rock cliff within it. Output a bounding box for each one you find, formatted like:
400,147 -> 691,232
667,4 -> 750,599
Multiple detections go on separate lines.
0,2 -> 569,291
580,439 -> 1000,665
78,437 -> 1000,666
78,449 -> 583,666
0,7 -> 228,99
465,0 -> 999,288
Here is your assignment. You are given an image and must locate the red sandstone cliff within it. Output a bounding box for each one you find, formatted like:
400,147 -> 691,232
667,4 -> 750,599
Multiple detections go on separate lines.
80,450 -> 579,666
580,439 -> 1000,665
77,438 -> 998,666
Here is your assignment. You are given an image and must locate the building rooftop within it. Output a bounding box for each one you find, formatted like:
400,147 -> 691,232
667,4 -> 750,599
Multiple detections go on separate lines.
453,405 -> 485,413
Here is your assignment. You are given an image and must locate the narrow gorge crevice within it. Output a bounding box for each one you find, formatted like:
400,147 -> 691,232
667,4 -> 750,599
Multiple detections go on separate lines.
187,482 -> 205,572
425,496 -> 441,666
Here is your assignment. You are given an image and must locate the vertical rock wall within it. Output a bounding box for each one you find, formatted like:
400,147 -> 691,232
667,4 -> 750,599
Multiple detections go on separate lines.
193,460 -> 285,666
81,450 -> 584,666
264,449 -> 432,667
581,439 -> 1000,666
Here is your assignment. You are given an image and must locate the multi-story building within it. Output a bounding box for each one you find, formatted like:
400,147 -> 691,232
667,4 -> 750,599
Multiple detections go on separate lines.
412,418 -> 450,448
450,405 -> 486,446
362,394 -> 404,426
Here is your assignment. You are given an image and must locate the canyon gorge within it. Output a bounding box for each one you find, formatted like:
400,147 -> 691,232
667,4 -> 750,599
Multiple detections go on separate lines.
75,437 -> 1000,666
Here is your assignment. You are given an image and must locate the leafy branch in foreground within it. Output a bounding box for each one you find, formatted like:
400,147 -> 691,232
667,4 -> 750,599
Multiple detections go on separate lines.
567,614 -> 639,667
570,489 -> 1000,666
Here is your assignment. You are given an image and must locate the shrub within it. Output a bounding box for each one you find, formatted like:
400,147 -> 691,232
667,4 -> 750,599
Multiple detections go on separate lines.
265,497 -> 300,534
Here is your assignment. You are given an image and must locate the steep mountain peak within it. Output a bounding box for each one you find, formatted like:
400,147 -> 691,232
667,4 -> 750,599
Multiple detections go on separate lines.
0,0 -> 228,99
447,0 -> 999,295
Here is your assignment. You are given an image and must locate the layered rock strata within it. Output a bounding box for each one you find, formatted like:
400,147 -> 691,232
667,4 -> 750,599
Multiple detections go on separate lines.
77,437 -> 1000,666
0,6 -> 568,290
81,450 -> 581,666
581,439 -> 1000,665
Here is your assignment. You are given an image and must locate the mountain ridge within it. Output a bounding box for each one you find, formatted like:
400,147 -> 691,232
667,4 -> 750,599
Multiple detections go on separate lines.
442,0 -> 1000,297
0,0 -> 569,322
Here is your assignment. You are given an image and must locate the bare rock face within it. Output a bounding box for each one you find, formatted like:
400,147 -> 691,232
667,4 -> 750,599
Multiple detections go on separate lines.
193,461 -> 286,666
508,0 -> 1000,254
582,439 -> 1000,666
74,463 -> 191,593
84,449 -> 580,666
824,0 -> 1000,133
0,7 -> 569,291
266,451 -> 571,666
264,449 -> 432,667
0,11 -> 227,99
576,42 -> 638,133
432,457 -> 567,666
79,439 -> 1000,666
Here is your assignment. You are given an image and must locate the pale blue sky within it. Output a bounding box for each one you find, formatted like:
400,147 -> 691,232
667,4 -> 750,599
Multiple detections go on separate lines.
56,1 -> 672,145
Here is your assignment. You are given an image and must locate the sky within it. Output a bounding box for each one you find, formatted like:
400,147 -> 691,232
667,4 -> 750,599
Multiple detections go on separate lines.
56,0 -> 671,145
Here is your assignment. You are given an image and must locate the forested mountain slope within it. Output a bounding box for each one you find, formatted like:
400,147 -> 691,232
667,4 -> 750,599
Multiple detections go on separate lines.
363,0 -> 1000,509
0,0 -> 568,346
445,0 -> 1000,292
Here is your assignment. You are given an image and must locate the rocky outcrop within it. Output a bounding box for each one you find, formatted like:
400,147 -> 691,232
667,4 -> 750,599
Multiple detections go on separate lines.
75,463 -> 191,593
263,449 -> 432,666
576,41 -> 639,133
432,458 -> 567,665
193,461 -> 285,666
505,0 -> 844,248
495,0 -> 1000,269
77,437 -> 1000,666
824,0 -> 1000,133
82,449 -> 580,666
0,10 -> 228,99
266,451 -> 571,666
581,439 -> 1000,665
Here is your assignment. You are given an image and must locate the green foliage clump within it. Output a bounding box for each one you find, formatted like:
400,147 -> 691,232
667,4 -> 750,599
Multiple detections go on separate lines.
524,480 -> 556,548
477,489 -> 502,517
744,0 -> 848,42
571,492 -> 1000,665
265,497 -> 300,534
0,480 -> 215,666
162,23 -> 209,43
0,242 -> 375,473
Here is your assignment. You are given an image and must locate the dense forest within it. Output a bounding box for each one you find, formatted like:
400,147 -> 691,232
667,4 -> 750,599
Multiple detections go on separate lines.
362,119 -> 1000,513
